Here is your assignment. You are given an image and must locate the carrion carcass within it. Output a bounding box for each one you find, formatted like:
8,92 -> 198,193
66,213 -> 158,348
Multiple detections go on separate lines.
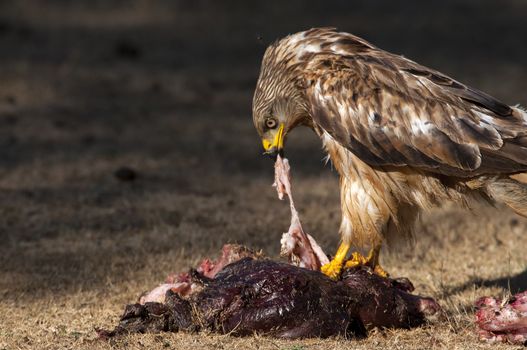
99,243 -> 439,339
98,157 -> 440,339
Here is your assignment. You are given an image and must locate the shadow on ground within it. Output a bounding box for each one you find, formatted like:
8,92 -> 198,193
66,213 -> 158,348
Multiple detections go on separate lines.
447,268 -> 527,296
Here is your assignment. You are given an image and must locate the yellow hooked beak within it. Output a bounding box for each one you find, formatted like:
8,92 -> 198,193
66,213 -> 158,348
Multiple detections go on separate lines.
262,124 -> 284,159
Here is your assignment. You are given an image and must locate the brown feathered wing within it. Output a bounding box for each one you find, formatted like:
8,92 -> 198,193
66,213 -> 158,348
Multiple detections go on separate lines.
306,49 -> 527,177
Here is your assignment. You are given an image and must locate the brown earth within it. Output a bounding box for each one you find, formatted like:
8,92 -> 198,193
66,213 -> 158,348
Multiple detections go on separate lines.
1,1 -> 527,349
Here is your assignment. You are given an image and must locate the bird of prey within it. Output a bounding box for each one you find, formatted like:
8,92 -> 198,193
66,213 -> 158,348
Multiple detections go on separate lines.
252,28 -> 527,279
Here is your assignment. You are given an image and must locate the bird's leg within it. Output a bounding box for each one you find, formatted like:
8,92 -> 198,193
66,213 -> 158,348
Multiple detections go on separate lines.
320,241 -> 350,279
345,244 -> 388,277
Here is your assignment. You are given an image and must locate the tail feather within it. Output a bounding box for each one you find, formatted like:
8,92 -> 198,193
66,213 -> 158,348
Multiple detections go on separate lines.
486,177 -> 527,217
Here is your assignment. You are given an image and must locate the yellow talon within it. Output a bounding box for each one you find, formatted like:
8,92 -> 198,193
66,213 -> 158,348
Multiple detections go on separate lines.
321,242 -> 389,279
321,259 -> 344,279
373,264 -> 389,278
344,247 -> 389,278
343,251 -> 368,269
321,241 -> 350,280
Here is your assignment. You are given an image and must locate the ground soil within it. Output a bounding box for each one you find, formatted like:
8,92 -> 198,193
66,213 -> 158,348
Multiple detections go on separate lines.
1,1 -> 527,349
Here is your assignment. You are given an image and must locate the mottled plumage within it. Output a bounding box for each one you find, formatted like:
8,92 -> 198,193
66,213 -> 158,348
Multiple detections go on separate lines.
252,28 -> 527,277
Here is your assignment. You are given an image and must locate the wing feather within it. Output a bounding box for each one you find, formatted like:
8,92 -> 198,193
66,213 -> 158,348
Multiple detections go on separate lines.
303,34 -> 527,177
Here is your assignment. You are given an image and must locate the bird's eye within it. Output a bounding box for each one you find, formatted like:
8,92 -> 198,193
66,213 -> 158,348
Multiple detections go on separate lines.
265,118 -> 278,129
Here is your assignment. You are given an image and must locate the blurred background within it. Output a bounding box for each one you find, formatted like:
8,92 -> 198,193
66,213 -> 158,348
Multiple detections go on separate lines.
1,1 -> 527,348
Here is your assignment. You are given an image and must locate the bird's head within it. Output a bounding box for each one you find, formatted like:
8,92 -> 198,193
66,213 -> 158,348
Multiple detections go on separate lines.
253,96 -> 308,160
252,33 -> 314,160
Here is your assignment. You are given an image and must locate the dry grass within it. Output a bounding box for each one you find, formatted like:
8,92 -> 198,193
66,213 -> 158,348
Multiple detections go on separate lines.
1,1 -> 527,349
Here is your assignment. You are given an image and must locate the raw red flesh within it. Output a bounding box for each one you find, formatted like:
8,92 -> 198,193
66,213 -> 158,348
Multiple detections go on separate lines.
274,155 -> 329,269
475,291 -> 527,344
139,244 -> 258,304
